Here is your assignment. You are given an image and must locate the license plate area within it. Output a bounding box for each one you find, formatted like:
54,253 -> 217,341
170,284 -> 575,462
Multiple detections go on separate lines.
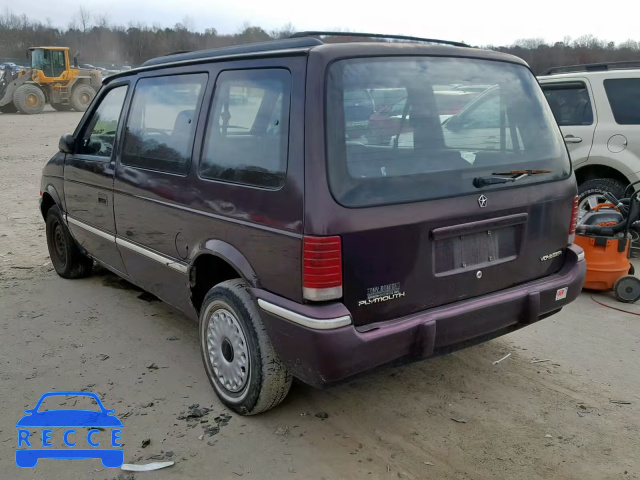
432,213 -> 527,276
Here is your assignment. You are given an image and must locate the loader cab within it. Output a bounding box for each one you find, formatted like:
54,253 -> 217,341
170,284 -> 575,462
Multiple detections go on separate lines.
28,48 -> 69,79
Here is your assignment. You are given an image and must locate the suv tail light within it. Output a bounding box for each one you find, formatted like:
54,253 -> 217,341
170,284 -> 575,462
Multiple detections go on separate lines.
303,236 -> 343,302
568,195 -> 579,244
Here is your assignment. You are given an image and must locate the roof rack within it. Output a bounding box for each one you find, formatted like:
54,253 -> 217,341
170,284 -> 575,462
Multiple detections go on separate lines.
142,37 -> 323,67
290,31 -> 469,48
543,60 -> 640,75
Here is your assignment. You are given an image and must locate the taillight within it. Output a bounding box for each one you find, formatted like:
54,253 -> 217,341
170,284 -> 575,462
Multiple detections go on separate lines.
303,236 -> 343,302
568,195 -> 579,244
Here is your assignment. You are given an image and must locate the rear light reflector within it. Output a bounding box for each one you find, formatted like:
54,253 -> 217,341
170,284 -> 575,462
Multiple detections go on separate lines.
568,195 -> 579,244
303,236 -> 342,302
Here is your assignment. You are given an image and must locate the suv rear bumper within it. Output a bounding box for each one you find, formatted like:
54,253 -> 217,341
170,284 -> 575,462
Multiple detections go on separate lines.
255,245 -> 586,387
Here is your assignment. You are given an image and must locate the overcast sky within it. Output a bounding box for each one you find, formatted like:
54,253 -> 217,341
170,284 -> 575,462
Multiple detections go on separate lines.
2,0 -> 638,46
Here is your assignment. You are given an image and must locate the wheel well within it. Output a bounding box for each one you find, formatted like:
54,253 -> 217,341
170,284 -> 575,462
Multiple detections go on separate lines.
575,165 -> 629,187
40,192 -> 56,220
190,254 -> 241,314
37,84 -> 51,103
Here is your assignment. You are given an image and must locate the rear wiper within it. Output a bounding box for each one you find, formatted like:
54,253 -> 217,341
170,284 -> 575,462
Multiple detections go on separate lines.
473,170 -> 551,188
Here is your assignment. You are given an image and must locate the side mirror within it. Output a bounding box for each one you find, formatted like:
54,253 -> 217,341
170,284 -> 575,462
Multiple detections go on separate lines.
59,134 -> 75,154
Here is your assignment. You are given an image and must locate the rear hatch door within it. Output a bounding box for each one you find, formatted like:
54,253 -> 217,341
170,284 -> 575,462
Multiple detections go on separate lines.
323,55 -> 573,326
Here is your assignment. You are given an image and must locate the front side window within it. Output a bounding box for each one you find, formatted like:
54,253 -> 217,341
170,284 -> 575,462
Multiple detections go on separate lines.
542,83 -> 594,126
30,49 -> 45,70
122,73 -> 207,175
604,78 -> 640,125
326,57 -> 568,207
199,69 -> 290,189
77,85 -> 128,158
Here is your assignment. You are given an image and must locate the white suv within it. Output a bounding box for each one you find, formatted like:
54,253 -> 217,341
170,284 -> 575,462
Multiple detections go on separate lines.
538,63 -> 640,218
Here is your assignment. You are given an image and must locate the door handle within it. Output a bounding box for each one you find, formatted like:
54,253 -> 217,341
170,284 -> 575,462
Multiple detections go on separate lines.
564,135 -> 582,144
98,194 -> 108,205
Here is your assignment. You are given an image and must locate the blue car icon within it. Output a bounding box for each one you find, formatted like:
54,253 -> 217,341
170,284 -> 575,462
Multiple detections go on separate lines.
15,391 -> 123,468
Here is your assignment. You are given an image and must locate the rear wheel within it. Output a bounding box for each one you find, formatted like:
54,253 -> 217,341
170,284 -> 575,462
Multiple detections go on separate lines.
45,206 -> 93,279
51,102 -> 72,112
0,103 -> 18,113
578,178 -> 627,222
613,275 -> 640,303
70,84 -> 96,112
199,279 -> 292,415
13,84 -> 45,114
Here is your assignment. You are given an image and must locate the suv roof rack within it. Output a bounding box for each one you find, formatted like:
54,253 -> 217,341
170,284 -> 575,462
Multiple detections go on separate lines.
289,31 -> 469,48
142,37 -> 323,67
543,60 -> 640,75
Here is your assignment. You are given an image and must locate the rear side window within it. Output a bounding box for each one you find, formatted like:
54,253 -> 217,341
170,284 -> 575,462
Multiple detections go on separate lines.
199,69 -> 290,189
542,83 -> 594,126
77,85 -> 128,158
604,78 -> 640,125
122,73 -> 207,174
326,57 -> 568,207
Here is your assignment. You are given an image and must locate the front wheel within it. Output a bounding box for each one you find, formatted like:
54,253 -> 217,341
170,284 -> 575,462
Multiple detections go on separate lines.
199,279 -> 292,415
45,206 -> 93,279
13,84 -> 45,114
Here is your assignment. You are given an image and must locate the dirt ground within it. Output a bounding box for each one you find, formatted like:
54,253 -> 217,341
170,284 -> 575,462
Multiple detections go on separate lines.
1,107 -> 639,480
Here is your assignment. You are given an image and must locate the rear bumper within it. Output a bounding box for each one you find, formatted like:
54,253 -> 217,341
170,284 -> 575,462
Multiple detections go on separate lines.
255,245 -> 586,387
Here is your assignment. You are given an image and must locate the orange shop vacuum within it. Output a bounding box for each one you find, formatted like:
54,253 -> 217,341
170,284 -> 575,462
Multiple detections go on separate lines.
574,188 -> 640,303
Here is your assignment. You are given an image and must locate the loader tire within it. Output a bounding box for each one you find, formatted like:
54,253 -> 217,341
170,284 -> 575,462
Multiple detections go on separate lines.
70,84 -> 95,112
0,103 -> 18,113
13,84 -> 45,115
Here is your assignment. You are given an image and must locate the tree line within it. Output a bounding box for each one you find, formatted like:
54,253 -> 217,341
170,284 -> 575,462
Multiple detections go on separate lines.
1,7 -> 640,72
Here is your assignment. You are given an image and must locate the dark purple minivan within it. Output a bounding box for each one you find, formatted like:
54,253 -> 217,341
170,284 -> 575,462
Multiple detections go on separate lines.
40,33 -> 586,414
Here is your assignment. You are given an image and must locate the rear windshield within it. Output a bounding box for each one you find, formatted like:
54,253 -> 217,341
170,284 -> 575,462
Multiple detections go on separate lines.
326,57 -> 569,207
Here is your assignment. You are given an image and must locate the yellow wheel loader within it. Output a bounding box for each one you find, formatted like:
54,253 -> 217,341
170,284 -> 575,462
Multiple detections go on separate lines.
0,47 -> 102,115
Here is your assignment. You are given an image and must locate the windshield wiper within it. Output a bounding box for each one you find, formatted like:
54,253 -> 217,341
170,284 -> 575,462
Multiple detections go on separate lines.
473,170 -> 551,188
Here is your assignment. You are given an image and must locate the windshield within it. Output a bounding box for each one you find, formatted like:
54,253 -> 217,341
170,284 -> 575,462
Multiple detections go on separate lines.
326,57 -> 569,207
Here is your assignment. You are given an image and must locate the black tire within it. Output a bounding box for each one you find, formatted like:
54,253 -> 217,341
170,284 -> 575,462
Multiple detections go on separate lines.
613,275 -> 640,303
199,279 -> 292,415
45,206 -> 93,279
13,84 -> 45,114
51,103 -> 73,112
578,178 -> 627,220
70,84 -> 96,112
0,103 -> 18,113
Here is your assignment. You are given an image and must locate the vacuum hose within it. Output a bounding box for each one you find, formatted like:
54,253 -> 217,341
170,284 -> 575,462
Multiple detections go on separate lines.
577,194 -> 640,236
576,220 -> 627,237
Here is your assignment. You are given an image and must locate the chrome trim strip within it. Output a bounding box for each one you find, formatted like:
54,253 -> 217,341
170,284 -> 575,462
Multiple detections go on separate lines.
67,216 -> 115,242
115,237 -> 188,274
257,299 -> 352,330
